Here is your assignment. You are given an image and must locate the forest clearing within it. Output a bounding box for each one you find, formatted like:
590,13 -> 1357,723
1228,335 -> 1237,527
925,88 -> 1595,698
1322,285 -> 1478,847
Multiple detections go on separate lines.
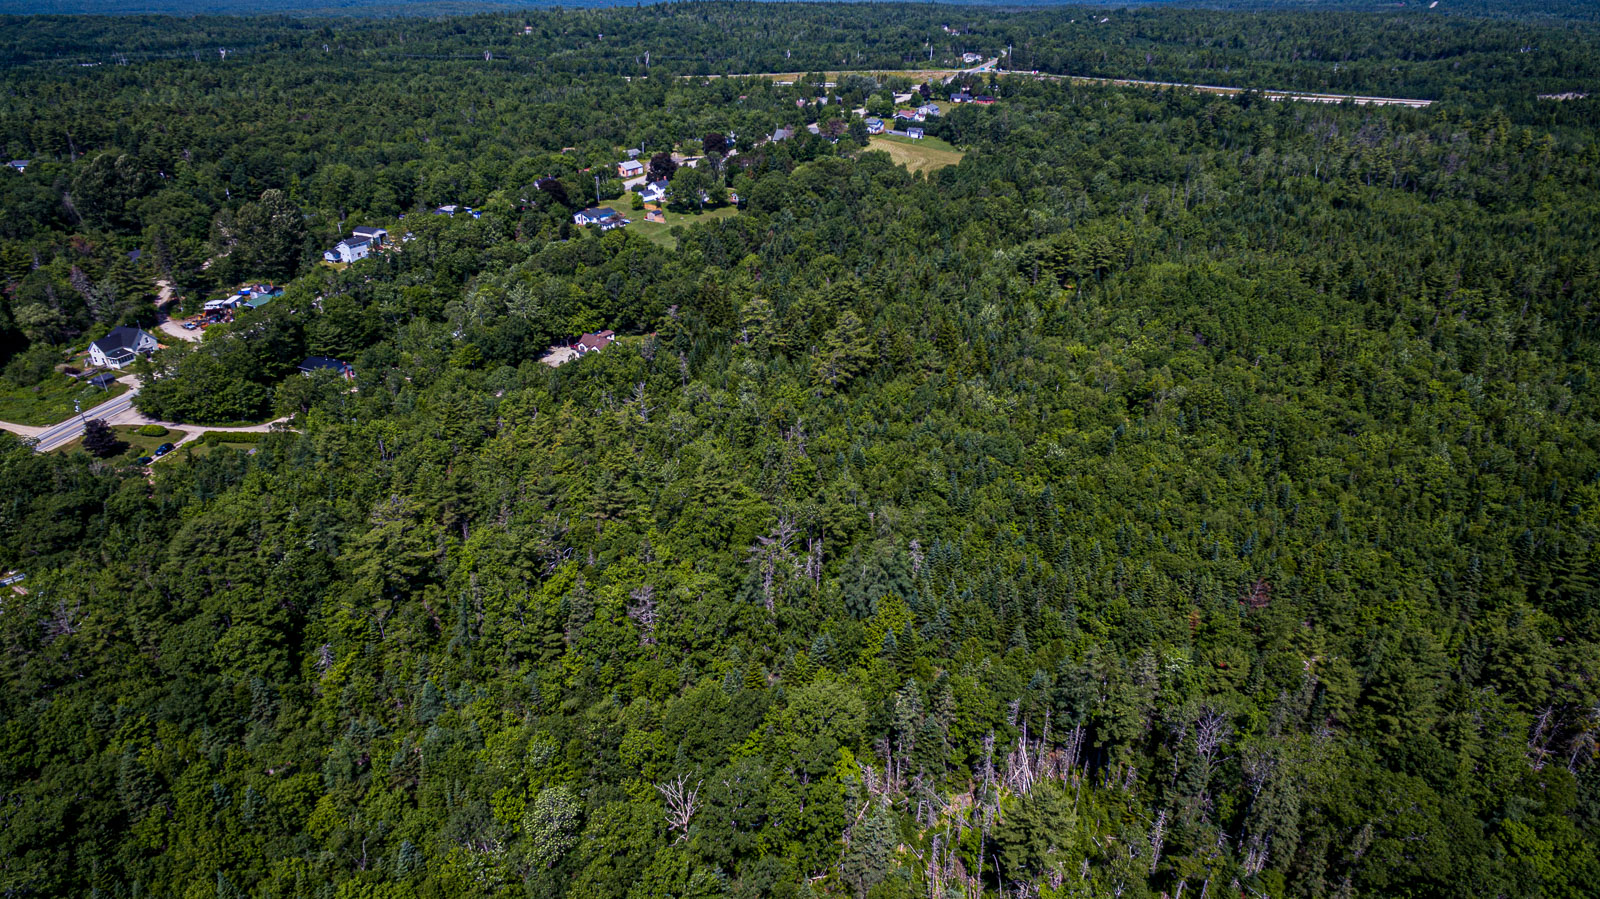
866,133 -> 965,173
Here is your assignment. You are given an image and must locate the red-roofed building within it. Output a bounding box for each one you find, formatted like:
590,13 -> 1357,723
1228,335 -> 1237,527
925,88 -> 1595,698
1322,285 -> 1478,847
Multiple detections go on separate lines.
575,330 -> 616,354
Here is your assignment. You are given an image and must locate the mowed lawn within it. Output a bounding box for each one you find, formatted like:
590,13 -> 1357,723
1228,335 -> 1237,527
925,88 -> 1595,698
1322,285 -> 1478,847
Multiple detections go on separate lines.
629,204 -> 739,250
866,134 -> 965,174
51,424 -> 183,459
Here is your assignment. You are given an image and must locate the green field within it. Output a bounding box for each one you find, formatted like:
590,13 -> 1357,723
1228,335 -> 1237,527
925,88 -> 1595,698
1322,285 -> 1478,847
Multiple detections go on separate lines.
629,204 -> 739,249
866,133 -> 965,174
181,436 -> 260,460
0,376 -> 130,427
51,424 -> 185,460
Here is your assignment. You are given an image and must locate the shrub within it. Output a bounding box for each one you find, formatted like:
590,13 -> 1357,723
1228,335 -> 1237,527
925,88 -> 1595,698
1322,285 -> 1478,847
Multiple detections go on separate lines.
137,424 -> 168,437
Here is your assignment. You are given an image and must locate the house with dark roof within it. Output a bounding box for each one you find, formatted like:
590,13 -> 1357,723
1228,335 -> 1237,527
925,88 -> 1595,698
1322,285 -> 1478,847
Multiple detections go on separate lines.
973,95 -> 997,105
950,91 -> 973,104
639,179 -> 669,204
324,237 -> 372,264
88,326 -> 158,370
865,118 -> 886,134
771,127 -> 795,142
351,226 -> 387,246
907,127 -> 926,140
574,207 -> 628,230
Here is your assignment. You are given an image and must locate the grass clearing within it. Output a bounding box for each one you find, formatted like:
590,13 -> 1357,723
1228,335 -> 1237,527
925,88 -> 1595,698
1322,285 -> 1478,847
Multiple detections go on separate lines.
866,134 -> 965,174
182,440 -> 258,460
0,376 -> 130,426
629,204 -> 740,250
51,424 -> 187,460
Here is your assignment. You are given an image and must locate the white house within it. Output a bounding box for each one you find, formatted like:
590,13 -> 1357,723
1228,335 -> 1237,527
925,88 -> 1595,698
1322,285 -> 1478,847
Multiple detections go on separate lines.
907,127 -> 926,140
865,118 -> 885,135
351,226 -> 387,246
639,179 -> 669,204
5,160 -> 27,173
323,237 -> 372,264
574,207 -> 628,230
88,326 -> 158,369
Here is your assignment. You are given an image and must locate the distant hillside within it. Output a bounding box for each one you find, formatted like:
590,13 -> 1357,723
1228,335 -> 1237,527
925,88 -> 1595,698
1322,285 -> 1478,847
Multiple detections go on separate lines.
2,0 -> 1598,23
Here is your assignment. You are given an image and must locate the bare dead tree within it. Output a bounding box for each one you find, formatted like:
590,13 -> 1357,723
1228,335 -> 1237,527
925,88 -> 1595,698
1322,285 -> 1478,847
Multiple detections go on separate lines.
1241,744 -> 1278,804
1149,809 -> 1167,873
977,731 -> 1000,828
44,597 -> 82,641
316,643 -> 335,673
1241,833 -> 1269,876
1063,724 -> 1086,776
1004,722 -> 1036,795
656,775 -> 701,843
1240,578 -> 1271,611
747,515 -> 798,612
909,538 -> 924,576
804,536 -> 823,586
632,382 -> 656,422
1568,719 -> 1593,771
628,584 -> 658,646
1195,707 -> 1232,760
1529,705 -> 1558,771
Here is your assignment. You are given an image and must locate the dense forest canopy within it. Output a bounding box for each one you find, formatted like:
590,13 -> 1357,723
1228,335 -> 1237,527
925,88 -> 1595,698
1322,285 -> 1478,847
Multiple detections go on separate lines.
5,0 -> 1600,22
0,3 -> 1597,899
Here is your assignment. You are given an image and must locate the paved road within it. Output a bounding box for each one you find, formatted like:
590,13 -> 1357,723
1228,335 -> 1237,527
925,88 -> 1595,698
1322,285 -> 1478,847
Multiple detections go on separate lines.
1,373 -> 291,456
696,60 -> 1431,109
27,388 -> 140,452
993,68 -> 1433,107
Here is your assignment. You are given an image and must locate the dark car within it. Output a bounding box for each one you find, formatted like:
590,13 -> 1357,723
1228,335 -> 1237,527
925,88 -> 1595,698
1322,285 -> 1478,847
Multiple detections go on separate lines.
153,443 -> 174,457
134,456 -> 153,465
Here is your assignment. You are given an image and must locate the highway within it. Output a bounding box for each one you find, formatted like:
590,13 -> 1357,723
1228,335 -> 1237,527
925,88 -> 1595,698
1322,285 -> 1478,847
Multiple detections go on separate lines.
994,68 -> 1433,107
28,388 -> 140,453
682,59 -> 1432,109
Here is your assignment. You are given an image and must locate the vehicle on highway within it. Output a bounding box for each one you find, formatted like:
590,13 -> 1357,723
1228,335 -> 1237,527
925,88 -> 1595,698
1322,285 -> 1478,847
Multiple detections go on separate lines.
153,443 -> 174,457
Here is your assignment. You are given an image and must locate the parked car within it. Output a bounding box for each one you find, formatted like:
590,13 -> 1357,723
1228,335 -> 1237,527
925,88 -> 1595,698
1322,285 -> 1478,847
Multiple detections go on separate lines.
182,321 -> 198,330
134,456 -> 153,465
153,443 -> 174,457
